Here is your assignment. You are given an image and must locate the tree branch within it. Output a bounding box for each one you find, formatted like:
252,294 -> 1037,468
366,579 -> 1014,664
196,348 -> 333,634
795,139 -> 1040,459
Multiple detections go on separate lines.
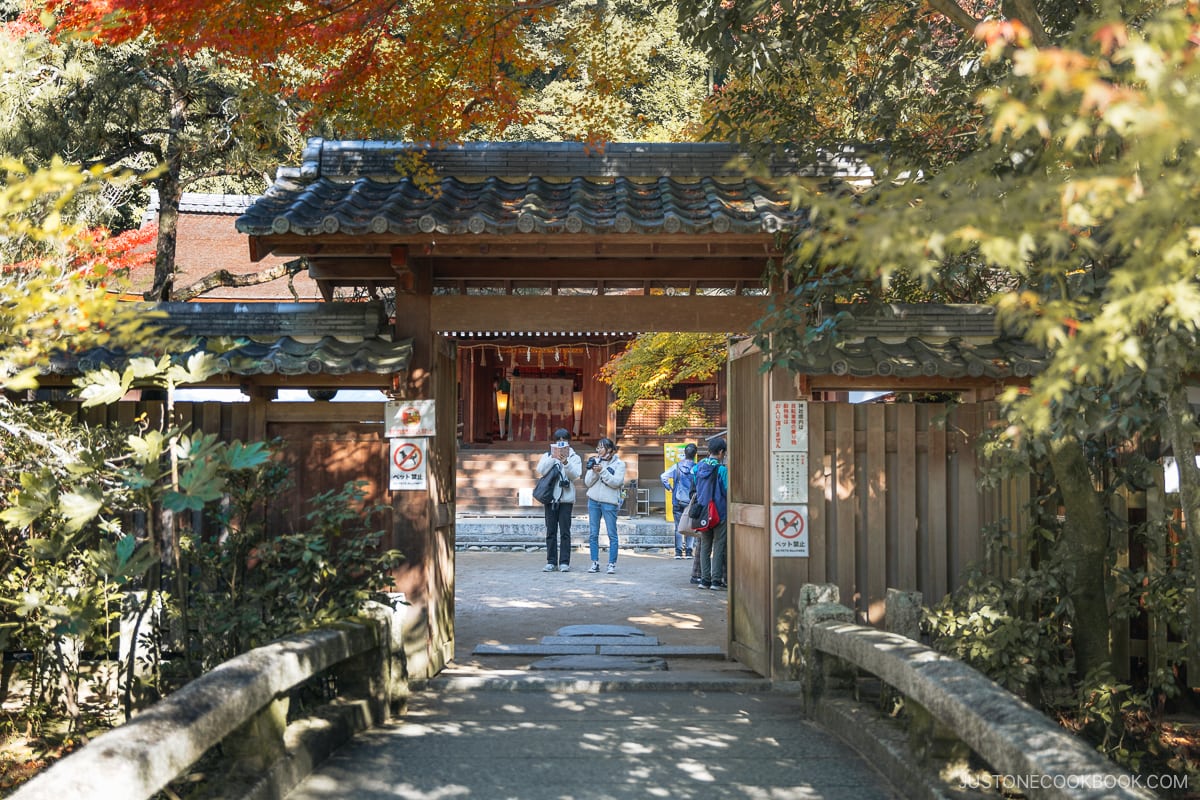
922,0 -> 983,36
171,262 -> 302,302
0,415 -> 81,466
1008,0 -> 1050,47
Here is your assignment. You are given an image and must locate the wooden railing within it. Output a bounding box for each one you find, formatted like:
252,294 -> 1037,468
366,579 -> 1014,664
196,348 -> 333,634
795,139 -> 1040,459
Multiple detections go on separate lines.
9,601 -> 410,800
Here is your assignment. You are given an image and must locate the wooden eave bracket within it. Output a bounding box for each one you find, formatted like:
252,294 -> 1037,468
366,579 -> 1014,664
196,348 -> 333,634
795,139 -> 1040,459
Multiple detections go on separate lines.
248,236 -> 270,263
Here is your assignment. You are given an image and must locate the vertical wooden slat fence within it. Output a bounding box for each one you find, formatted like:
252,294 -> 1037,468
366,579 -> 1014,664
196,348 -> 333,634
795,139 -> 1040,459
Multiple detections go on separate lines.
804,401 -> 1032,620
52,396 -> 455,678
55,399 -> 393,542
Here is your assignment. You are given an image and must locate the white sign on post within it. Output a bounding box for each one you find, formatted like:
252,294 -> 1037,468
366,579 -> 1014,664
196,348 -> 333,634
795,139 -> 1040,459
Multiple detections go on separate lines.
389,439 -> 428,491
770,504 -> 809,557
385,399 -> 437,438
771,451 -> 809,504
769,401 -> 809,557
771,400 -> 808,451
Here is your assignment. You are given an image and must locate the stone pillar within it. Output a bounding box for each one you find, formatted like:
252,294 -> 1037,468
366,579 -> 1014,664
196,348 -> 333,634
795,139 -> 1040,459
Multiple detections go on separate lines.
797,583 -> 855,713
881,588 -> 924,713
224,696 -> 290,773
885,588 -> 924,641
906,699 -> 970,765
361,597 -> 413,715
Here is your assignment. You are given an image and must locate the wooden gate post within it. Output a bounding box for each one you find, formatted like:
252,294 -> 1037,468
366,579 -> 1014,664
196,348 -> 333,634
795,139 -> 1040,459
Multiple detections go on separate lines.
391,261 -> 457,678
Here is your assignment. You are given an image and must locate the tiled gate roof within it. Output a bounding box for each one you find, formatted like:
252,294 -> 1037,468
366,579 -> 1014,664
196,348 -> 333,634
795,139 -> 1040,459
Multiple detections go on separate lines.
236,140 -> 823,239
45,302 -> 410,382
799,304 -> 1047,381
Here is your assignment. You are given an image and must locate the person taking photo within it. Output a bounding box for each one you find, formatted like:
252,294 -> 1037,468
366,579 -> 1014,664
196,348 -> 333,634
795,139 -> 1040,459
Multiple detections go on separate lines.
535,428 -> 583,572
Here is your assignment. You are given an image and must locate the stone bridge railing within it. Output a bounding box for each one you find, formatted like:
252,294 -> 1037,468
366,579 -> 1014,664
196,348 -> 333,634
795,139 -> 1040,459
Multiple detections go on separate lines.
798,584 -> 1159,800
9,600 -> 410,800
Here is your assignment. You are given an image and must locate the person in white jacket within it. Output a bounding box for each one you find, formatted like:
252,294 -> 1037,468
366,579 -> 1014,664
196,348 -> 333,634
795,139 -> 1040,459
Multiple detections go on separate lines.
535,428 -> 583,572
584,437 -> 627,574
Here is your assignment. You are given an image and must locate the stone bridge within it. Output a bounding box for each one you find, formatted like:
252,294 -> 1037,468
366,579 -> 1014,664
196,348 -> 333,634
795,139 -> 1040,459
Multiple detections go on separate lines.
8,552 -> 1159,800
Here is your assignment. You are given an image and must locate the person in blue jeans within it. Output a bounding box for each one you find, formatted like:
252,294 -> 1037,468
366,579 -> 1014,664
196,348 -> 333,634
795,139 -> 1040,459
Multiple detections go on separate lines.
694,438 -> 729,590
584,437 -> 627,574
660,443 -> 698,559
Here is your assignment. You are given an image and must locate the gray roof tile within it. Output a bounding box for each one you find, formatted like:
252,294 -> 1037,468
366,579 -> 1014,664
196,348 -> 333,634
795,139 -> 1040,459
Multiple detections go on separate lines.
801,304 -> 1046,380
46,302 -> 409,379
238,140 -> 823,238
240,174 -> 804,238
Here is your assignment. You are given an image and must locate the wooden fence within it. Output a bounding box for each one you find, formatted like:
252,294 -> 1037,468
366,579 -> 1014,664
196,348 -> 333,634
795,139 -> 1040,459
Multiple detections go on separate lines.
55,390 -> 455,679
760,400 -> 1181,680
799,401 -> 1031,623
56,400 -> 392,537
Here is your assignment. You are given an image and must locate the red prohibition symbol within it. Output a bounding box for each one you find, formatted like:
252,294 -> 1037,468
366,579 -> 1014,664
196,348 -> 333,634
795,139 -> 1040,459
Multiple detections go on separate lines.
393,442 -> 422,472
775,509 -> 805,539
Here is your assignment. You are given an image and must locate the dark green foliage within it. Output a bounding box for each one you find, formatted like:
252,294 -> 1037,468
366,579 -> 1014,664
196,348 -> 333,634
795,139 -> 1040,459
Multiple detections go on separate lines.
185,459 -> 403,671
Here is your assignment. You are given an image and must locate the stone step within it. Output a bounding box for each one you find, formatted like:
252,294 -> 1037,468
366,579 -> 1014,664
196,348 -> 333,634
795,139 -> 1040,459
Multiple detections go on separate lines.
471,624 -> 724,661
455,516 -> 676,550
474,643 -> 725,657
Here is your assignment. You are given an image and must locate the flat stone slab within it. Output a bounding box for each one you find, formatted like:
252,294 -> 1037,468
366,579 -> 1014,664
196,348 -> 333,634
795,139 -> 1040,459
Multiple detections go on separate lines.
600,645 -> 725,657
474,643 -> 727,658
530,655 -> 667,671
473,644 -> 598,656
540,636 -> 659,647
555,624 -> 646,638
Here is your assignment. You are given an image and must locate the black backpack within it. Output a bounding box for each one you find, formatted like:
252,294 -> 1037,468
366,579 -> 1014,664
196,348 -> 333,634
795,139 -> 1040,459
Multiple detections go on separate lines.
533,463 -> 563,505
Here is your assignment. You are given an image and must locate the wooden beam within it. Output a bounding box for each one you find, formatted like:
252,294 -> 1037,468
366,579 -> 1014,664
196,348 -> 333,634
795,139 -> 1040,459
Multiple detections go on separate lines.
248,237 -> 271,262
805,376 -> 1021,393
31,373 -> 396,391
423,258 -> 771,282
442,279 -> 759,293
306,257 -> 404,281
426,294 -> 770,333
253,233 -> 786,260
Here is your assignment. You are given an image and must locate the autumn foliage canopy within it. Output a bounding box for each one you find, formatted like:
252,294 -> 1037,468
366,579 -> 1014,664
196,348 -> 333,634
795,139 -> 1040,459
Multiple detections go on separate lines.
45,0 -> 559,137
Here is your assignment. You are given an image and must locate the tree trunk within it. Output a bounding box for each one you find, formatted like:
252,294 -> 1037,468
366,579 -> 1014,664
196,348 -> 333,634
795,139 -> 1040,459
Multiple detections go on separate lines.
1047,433 -> 1112,679
146,65 -> 189,302
1164,383 -> 1200,659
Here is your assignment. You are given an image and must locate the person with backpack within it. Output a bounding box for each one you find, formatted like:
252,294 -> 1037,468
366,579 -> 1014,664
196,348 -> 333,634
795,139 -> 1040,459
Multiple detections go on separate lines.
660,443 -> 698,560
692,438 -> 729,590
535,428 -> 583,573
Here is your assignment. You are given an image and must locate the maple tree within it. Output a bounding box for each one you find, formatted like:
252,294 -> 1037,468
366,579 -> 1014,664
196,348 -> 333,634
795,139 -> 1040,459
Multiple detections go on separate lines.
507,0 -> 710,141
678,1 -> 1093,170
0,158 -> 149,389
15,0 -> 685,301
600,331 -> 728,433
47,0 -> 560,139
683,0 -> 1200,694
1,6 -> 304,301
